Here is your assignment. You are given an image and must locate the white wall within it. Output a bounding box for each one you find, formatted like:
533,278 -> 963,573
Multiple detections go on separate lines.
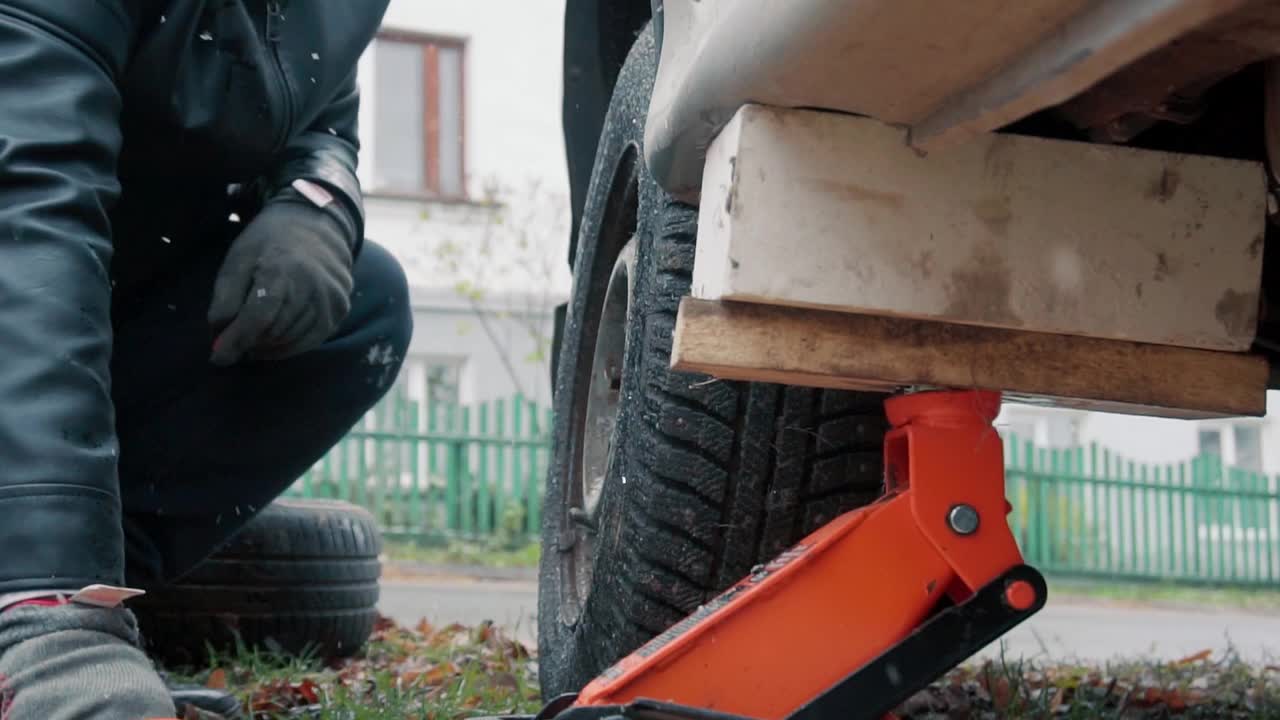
998,392 -> 1280,473
353,0 -> 573,294
357,0 -> 569,204
352,0 -> 572,405
404,288 -> 557,407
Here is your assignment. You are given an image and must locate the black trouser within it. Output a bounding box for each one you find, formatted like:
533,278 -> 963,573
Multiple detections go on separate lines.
108,206 -> 412,588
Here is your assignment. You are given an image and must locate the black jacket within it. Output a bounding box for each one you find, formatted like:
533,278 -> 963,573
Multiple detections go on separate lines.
0,0 -> 390,593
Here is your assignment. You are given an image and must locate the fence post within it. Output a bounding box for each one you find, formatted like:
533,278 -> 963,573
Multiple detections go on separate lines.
1137,462 -> 1149,577
1004,435 -> 1022,551
1250,471 -> 1264,580
1271,473 -> 1279,583
1089,442 -> 1100,573
1071,447 -> 1084,573
495,397 -> 508,531
1214,457 -> 1227,581
460,406 -> 474,538
408,399 -> 422,536
372,398 -> 386,530
479,401 -> 492,535
1268,473 -> 1278,583
445,402 -> 461,532
1229,466 -> 1238,581
1190,458 -> 1202,580
527,397 -> 542,536
512,394 -> 525,536
1024,439 -> 1039,565
1102,447 -> 1115,573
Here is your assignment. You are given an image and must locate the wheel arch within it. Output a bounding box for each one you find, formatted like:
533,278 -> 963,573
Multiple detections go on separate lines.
562,0 -> 656,269
556,0 -> 655,395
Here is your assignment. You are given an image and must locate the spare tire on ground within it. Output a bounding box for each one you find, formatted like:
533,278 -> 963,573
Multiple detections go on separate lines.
133,498 -> 383,667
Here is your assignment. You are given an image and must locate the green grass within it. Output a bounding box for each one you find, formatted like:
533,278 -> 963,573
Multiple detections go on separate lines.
902,646 -> 1280,719
383,540 -> 541,570
1049,576 -> 1280,613
164,617 -> 540,719
167,617 -> 1280,719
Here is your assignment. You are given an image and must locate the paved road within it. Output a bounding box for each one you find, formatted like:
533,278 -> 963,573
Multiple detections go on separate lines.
978,602 -> 1280,663
380,578 -> 540,646
379,579 -> 1280,663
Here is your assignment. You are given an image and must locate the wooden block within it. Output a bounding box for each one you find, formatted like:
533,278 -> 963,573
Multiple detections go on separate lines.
694,104 -> 1267,352
671,298 -> 1269,419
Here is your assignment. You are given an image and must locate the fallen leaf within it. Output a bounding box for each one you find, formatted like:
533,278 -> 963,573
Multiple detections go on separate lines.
980,671 -> 1013,709
1175,649 -> 1213,665
1136,687 -> 1162,706
294,678 -> 320,704
205,668 -> 227,690
491,672 -> 520,689
403,661 -> 461,686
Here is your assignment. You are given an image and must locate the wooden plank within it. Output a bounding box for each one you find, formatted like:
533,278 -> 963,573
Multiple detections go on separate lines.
695,104 -> 1266,351
671,298 -> 1268,419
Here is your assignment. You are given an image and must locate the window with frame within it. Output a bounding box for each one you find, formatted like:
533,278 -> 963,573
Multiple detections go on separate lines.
371,32 -> 466,198
1233,424 -> 1263,472
1197,428 -> 1222,460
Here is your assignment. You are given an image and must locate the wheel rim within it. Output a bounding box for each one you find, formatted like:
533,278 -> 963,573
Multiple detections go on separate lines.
561,238 -> 635,624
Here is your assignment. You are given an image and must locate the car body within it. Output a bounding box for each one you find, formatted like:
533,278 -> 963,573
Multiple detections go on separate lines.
541,0 -> 1280,701
563,0 -> 1280,351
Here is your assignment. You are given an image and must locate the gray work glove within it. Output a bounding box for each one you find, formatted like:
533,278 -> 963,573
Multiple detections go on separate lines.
0,604 -> 176,720
208,198 -> 355,366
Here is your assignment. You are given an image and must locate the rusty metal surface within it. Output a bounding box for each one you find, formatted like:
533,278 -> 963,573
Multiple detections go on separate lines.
1058,0 -> 1280,140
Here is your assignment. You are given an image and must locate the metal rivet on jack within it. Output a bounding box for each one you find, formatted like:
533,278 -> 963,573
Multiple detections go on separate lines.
947,504 -> 980,536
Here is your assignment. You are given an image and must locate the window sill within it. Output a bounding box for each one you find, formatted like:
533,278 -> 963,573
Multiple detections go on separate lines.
364,190 -> 498,209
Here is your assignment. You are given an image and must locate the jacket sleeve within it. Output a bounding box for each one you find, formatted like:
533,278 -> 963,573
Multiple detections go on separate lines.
267,68 -> 367,257
0,3 -> 134,591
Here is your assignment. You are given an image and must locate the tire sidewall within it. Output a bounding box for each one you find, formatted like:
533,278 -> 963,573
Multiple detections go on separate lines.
539,22 -> 889,699
135,499 -> 382,666
538,24 -> 663,696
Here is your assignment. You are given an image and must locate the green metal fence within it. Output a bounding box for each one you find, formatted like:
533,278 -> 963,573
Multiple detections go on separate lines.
1004,434 -> 1280,586
289,391 -> 1280,586
289,388 -> 552,546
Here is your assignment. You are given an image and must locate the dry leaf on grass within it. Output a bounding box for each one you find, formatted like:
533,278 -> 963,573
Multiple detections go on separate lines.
205,668 -> 227,690
1175,649 -> 1213,665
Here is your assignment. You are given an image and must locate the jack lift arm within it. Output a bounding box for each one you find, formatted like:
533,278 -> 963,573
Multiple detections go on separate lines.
504,389 -> 1046,720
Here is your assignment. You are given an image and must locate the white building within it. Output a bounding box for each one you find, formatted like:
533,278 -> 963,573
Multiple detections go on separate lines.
354,0 -> 571,409
999,394 -> 1280,473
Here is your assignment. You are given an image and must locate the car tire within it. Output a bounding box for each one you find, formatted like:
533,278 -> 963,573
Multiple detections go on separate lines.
537,24 -> 889,699
133,498 -> 382,667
